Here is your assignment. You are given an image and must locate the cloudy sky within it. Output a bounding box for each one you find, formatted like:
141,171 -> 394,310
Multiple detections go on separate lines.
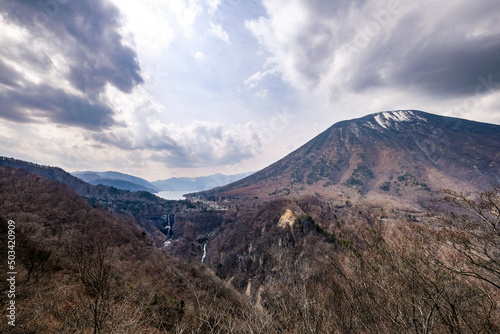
0,0 -> 499,181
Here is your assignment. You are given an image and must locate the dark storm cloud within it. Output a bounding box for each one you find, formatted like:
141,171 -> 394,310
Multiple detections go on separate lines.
348,4 -> 500,97
293,23 -> 337,88
0,0 -> 143,128
0,84 -> 115,129
280,1 -> 364,89
0,60 -> 22,88
2,0 -> 143,93
255,0 -> 500,99
302,0 -> 367,18
90,131 -> 179,152
349,0 -> 500,97
389,36 -> 500,97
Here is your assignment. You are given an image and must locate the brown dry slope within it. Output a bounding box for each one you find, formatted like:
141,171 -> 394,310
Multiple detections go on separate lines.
0,166 -> 257,333
195,110 -> 500,204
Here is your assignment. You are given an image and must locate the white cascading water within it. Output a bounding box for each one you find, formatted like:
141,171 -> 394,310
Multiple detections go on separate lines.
201,242 -> 207,263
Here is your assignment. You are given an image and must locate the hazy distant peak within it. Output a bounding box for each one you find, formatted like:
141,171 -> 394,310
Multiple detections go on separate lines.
152,171 -> 254,191
72,170 -> 159,193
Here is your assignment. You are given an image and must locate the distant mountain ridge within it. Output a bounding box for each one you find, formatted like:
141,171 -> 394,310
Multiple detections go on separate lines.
71,170 -> 254,193
194,110 -> 500,203
72,171 -> 160,193
152,172 -> 254,191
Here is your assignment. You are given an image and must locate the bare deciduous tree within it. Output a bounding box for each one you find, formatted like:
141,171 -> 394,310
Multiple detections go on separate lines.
435,186 -> 500,291
66,233 -> 117,334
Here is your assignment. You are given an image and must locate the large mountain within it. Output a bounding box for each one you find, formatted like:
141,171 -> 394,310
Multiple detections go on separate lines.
195,110 -> 500,203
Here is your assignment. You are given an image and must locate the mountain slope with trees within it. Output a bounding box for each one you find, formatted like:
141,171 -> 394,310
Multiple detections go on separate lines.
1,166 -> 498,333
0,157 -> 188,245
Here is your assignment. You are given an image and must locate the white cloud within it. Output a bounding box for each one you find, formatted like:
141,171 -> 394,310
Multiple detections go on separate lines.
168,0 -> 203,37
208,22 -> 231,44
256,89 -> 268,99
194,51 -> 205,60
91,119 -> 261,168
206,0 -> 222,14
160,121 -> 260,165
81,82 -> 262,168
244,68 -> 276,89
109,0 -> 174,57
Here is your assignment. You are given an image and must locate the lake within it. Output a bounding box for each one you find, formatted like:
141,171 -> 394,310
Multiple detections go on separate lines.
156,190 -> 191,200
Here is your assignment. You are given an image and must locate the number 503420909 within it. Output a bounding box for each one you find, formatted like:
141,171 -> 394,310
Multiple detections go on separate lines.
7,220 -> 16,268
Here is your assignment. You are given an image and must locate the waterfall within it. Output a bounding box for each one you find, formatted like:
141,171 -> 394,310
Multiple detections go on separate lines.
201,242 -> 207,263
167,214 -> 172,238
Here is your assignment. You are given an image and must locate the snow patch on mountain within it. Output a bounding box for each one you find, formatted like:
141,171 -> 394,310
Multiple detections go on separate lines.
383,110 -> 412,122
374,114 -> 390,128
370,110 -> 427,130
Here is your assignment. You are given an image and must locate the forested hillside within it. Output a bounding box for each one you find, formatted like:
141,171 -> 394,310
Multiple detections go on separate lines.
1,165 -> 498,333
